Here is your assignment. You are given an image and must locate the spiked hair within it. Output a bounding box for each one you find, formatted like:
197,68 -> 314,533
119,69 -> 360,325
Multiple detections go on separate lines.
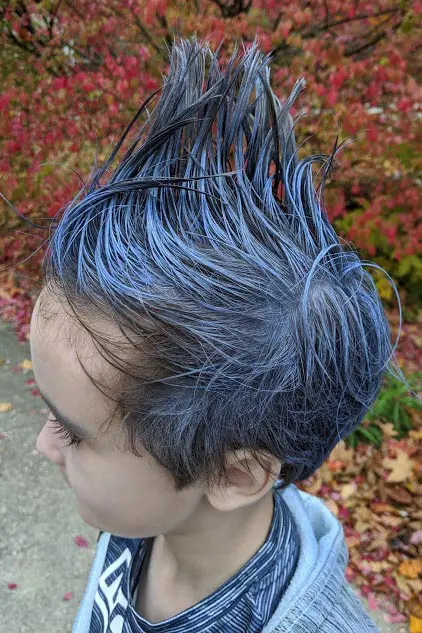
40,35 -> 407,490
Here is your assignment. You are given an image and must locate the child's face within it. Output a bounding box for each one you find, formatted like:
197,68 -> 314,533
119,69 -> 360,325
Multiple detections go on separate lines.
29,291 -> 205,538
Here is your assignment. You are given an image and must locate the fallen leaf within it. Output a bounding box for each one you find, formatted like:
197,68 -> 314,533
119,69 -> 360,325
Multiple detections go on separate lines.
398,558 -> 422,578
329,440 -> 355,466
340,481 -> 358,500
411,335 -> 422,348
0,402 -> 13,413
382,423 -> 400,438
19,359 -> 32,370
74,535 -> 89,548
409,614 -> 422,633
345,535 -> 361,548
354,518 -> 372,533
367,592 -> 380,611
7,583 -> 17,589
408,596 -> 422,617
380,515 -> 404,528
410,530 -> 422,545
382,450 -> 415,483
370,502 -> 396,514
63,591 -> 73,601
390,612 -> 408,625
327,459 -> 345,472
368,533 -> 393,552
385,486 -> 413,505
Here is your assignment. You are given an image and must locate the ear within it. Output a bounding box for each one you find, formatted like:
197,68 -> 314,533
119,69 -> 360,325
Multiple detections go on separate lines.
206,450 -> 282,512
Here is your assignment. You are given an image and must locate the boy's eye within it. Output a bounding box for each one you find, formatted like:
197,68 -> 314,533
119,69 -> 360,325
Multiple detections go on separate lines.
49,416 -> 83,448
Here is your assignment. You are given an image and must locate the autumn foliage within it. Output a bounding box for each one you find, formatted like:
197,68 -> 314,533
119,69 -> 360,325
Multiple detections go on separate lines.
0,0 -> 421,341
0,0 -> 421,626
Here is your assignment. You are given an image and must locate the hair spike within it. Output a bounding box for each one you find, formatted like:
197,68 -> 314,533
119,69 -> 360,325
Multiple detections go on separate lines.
42,34 -> 412,489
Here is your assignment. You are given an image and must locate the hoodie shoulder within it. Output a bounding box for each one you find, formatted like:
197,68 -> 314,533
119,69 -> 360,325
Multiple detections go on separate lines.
262,485 -> 381,633
315,581 -> 381,632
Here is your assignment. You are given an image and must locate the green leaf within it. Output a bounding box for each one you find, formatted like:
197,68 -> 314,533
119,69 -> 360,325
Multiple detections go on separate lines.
400,14 -> 414,33
399,410 -> 411,429
358,426 -> 381,445
397,257 -> 414,277
401,396 -> 422,409
393,401 -> 400,425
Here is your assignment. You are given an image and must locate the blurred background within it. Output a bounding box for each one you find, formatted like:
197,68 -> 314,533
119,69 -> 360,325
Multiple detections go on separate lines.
0,1 -> 421,631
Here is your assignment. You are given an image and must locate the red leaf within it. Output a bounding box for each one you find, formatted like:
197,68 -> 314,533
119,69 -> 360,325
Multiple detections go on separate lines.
63,591 -> 73,601
74,535 -> 89,548
367,592 -> 379,611
8,583 -> 17,589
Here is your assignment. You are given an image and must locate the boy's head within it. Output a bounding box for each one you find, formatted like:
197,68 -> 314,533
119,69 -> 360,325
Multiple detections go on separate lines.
30,35 -> 401,537
30,289 -> 281,537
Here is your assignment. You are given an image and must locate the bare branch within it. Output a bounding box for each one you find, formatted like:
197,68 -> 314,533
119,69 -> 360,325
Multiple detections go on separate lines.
272,11 -> 283,32
345,20 -> 402,58
131,14 -> 168,60
302,8 -> 400,39
272,8 -> 403,63
323,0 -> 330,28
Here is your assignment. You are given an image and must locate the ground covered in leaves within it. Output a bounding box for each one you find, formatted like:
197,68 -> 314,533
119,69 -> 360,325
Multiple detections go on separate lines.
297,425 -> 422,628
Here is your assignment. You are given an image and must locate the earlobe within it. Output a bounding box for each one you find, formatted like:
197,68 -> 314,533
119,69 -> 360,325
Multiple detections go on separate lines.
206,450 -> 281,512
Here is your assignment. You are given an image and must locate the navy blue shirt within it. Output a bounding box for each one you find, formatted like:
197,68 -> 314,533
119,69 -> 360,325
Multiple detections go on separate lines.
89,487 -> 300,632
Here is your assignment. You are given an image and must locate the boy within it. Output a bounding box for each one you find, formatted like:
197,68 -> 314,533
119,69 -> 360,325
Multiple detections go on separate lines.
29,34 -> 404,632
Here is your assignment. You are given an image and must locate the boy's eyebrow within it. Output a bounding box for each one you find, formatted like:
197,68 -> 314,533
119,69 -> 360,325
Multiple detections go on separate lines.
38,390 -> 95,440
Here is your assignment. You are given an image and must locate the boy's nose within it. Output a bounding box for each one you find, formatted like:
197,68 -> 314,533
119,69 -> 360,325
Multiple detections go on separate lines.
35,420 -> 64,468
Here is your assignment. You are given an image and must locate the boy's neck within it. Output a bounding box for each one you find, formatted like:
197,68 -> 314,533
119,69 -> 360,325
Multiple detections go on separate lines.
135,489 -> 275,623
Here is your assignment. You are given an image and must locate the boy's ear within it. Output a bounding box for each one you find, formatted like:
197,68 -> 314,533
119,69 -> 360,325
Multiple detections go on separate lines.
206,450 -> 282,512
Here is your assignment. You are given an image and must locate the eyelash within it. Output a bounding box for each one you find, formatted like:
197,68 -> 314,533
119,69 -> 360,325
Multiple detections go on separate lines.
49,416 -> 82,448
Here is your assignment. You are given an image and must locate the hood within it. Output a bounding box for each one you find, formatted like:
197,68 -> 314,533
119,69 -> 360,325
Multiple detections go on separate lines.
262,484 -> 351,632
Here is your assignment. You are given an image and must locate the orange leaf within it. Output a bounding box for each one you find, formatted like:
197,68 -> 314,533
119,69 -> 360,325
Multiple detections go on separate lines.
370,502 -> 396,513
385,486 -> 413,505
398,558 -> 422,578
410,614 -> 422,633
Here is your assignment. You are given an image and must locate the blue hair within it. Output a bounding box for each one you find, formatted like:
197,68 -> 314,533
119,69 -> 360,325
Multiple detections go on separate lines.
40,34 -> 409,489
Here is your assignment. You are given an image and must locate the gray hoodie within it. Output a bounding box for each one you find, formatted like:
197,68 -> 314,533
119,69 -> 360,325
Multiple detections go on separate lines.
72,484 -> 381,632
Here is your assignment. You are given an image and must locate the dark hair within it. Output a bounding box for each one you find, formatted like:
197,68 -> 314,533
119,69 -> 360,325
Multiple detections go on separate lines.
40,34 -> 410,490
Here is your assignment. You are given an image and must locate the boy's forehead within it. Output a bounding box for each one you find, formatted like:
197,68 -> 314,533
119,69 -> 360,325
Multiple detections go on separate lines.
32,291 -> 118,350
30,293 -> 122,429
31,292 -> 77,347
30,293 -> 110,385
30,289 -> 158,386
